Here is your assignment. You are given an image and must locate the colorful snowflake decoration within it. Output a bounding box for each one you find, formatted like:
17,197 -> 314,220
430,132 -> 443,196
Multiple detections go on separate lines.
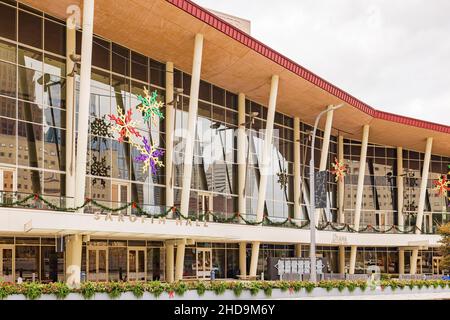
330,158 -> 348,182
108,86 -> 165,175
108,107 -> 141,143
433,175 -> 450,197
137,87 -> 164,126
133,137 -> 165,174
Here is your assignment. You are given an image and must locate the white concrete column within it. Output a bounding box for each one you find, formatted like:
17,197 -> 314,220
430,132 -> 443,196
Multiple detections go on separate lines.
410,249 -> 419,275
180,34 -> 204,217
238,93 -> 246,221
251,76 -> 278,277
399,248 -> 405,275
315,105 -> 334,224
349,245 -> 357,274
349,124 -> 370,274
239,242 -> 247,277
411,137 -> 433,274
74,0 -> 95,211
65,234 -> 82,287
293,117 -> 302,219
353,124 -> 370,231
165,62 -> 174,217
338,135 -> 345,223
397,147 -> 404,227
165,242 -> 174,283
295,244 -> 302,258
65,15 -> 76,208
175,241 -> 186,281
256,75 -> 279,221
249,241 -> 260,277
415,137 -> 433,233
339,246 -> 345,274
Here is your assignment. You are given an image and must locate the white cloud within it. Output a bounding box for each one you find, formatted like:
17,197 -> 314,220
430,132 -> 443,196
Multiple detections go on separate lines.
194,0 -> 450,125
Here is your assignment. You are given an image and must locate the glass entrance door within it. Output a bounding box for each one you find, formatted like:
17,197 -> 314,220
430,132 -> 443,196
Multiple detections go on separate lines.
195,248 -> 212,279
127,247 -> 146,281
0,245 -> 14,282
87,246 -> 108,281
0,168 -> 16,204
432,257 -> 443,275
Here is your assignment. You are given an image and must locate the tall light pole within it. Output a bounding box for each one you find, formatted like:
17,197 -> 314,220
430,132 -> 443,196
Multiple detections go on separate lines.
309,104 -> 343,282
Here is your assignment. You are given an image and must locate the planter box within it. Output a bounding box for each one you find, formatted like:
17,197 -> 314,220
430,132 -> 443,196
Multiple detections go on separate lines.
3,286 -> 450,300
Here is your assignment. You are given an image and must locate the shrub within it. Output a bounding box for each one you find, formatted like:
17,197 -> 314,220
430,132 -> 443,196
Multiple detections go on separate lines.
148,281 -> 164,297
319,280 -> 334,292
195,281 -> 206,296
172,281 -> 188,296
81,282 -> 97,299
0,283 -> 14,299
53,282 -> 70,299
211,281 -> 227,295
23,283 -> 42,300
107,282 -> 123,299
131,282 -> 144,298
232,282 -> 244,297
303,282 -> 315,293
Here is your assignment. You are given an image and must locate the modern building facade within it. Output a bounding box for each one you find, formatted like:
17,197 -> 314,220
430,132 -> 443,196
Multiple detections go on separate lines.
0,0 -> 449,284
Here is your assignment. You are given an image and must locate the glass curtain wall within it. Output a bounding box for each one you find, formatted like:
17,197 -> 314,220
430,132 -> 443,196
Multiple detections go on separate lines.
0,2 -> 66,205
244,100 -> 295,220
73,31 -> 166,214
299,123 -> 338,222
172,70 -> 239,218
343,140 -> 397,228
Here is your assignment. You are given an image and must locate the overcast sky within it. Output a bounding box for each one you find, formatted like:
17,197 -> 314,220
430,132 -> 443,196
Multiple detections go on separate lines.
194,0 -> 450,125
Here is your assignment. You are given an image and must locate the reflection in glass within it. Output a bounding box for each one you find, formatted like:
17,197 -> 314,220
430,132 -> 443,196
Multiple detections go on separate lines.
0,40 -> 16,63
17,121 -> 43,168
17,168 -> 41,195
43,126 -> 65,170
90,70 -> 111,118
0,61 -> 16,97
18,66 -> 43,104
0,117 -> 16,165
18,101 -> 43,124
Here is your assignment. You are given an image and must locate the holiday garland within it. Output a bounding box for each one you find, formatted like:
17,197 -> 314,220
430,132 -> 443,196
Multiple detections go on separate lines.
0,193 -> 425,234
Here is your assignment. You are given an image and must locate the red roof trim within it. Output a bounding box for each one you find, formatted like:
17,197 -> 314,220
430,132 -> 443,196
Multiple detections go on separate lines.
166,0 -> 450,134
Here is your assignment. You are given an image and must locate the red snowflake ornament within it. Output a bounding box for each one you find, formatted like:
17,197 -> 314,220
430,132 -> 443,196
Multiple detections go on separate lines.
433,175 -> 450,197
108,108 -> 141,142
330,158 -> 348,182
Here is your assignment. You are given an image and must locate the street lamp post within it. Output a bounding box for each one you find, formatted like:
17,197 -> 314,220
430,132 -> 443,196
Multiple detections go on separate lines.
309,104 -> 343,282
